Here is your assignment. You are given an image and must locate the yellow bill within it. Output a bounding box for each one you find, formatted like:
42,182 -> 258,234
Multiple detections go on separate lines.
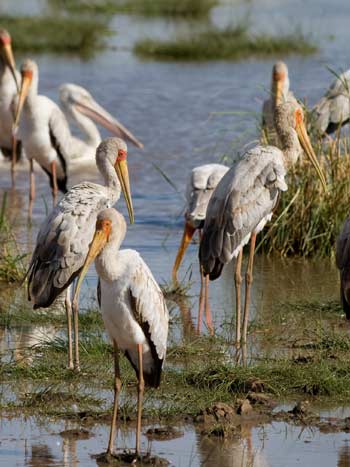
296,117 -> 327,191
14,71 -> 32,128
72,223 -> 110,306
114,157 -> 134,224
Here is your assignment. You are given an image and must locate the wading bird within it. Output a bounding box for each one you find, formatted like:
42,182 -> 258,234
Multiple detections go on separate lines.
0,29 -> 21,169
26,137 -> 134,371
73,208 -> 169,458
14,59 -> 72,214
262,61 -> 294,146
336,218 -> 350,319
313,69 -> 350,135
172,163 -> 229,335
59,83 -> 143,170
199,99 -> 327,345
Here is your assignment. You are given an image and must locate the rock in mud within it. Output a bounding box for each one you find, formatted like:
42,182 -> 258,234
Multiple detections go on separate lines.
236,399 -> 253,415
59,428 -> 93,440
145,426 -> 184,441
94,451 -> 169,466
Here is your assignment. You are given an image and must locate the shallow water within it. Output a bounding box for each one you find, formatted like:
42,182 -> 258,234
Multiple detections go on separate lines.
1,414 -> 350,467
0,0 -> 350,465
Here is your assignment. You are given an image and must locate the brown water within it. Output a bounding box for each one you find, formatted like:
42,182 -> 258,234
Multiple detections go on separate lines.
1,0 -> 350,465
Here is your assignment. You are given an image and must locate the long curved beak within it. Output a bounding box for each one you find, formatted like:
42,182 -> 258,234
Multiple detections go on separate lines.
2,43 -> 19,91
114,158 -> 134,224
75,99 -> 144,149
14,72 -> 32,127
296,120 -> 327,191
73,226 -> 109,306
172,222 -> 196,283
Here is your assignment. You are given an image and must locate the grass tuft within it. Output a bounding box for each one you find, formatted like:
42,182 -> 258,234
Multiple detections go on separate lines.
49,0 -> 217,17
134,25 -> 317,61
258,128 -> 350,257
0,194 -> 26,283
0,15 -> 111,57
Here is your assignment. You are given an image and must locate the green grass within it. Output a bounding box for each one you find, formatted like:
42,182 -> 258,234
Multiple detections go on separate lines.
0,194 -> 26,283
258,128 -> 350,257
0,15 -> 111,57
134,26 -> 317,61
49,0 -> 217,17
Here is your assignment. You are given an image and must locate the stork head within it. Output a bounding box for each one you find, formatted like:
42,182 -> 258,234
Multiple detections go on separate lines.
96,137 -> 134,224
0,29 -> 18,90
275,99 -> 327,191
72,208 -> 127,306
13,59 -> 38,128
59,83 -> 144,149
271,61 -> 289,107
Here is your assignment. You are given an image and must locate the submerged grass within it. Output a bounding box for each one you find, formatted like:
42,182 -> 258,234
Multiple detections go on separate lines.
134,25 -> 317,61
0,15 -> 111,57
49,0 -> 217,17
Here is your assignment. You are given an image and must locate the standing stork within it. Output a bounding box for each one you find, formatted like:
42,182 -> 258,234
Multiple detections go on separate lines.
172,163 -> 229,335
336,218 -> 350,319
262,61 -> 294,146
14,59 -> 71,215
312,69 -> 350,135
26,137 -> 134,371
0,29 -> 21,170
199,100 -> 327,345
59,83 -> 143,170
73,208 -> 169,458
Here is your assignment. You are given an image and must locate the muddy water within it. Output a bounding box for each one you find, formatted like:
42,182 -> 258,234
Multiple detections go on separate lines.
1,0 -> 350,465
1,414 -> 350,466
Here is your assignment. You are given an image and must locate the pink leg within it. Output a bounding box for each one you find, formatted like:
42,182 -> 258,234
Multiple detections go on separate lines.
242,233 -> 257,344
234,249 -> 243,344
29,159 -> 35,220
51,160 -> 58,206
107,341 -> 121,455
204,275 -> 214,335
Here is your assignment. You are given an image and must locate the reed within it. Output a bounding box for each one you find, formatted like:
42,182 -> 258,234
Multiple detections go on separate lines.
50,0 -> 217,17
0,194 -> 26,283
134,26 -> 317,61
0,15 -> 111,57
259,129 -> 350,257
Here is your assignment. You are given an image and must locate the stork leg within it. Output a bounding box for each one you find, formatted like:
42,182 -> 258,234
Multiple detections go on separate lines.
29,158 -> 35,219
11,135 -> 17,187
51,160 -> 58,206
107,341 -> 121,455
172,222 -> 196,283
242,233 -> 257,344
72,297 -> 80,372
135,344 -> 144,456
65,285 -> 74,370
197,265 -> 205,335
204,274 -> 214,336
234,249 -> 243,344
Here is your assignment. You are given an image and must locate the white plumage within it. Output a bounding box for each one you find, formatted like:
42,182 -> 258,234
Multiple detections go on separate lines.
199,99 -> 326,344
74,208 -> 169,456
0,29 -> 20,161
313,69 -> 350,135
59,83 -> 143,170
172,163 -> 229,334
27,137 -> 134,371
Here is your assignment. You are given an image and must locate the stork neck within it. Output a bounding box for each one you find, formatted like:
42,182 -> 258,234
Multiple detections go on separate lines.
25,74 -> 39,107
279,129 -> 302,167
68,106 -> 101,148
96,155 -> 121,199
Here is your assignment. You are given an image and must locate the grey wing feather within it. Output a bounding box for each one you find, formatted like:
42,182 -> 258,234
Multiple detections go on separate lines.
27,183 -> 110,308
313,70 -> 350,134
199,146 -> 287,279
185,164 -> 229,227
336,218 -> 350,269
